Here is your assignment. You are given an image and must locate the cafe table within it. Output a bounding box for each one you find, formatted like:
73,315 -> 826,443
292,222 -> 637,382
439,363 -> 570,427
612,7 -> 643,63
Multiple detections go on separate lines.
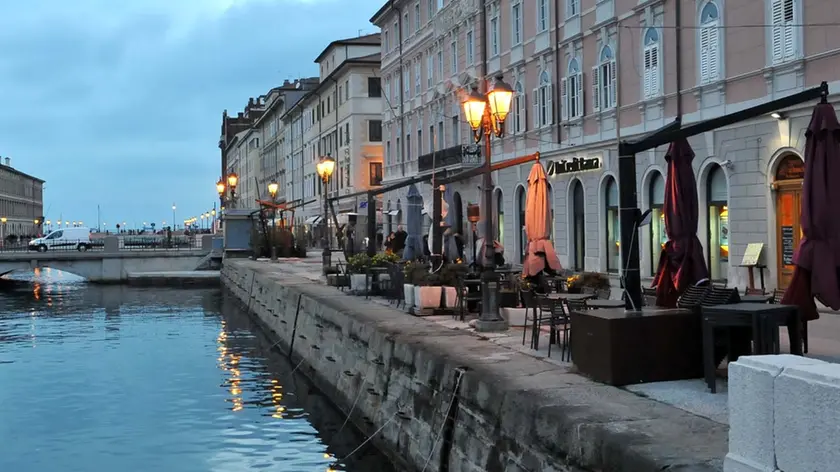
587,299 -> 626,309
548,293 -> 595,302
739,294 -> 772,304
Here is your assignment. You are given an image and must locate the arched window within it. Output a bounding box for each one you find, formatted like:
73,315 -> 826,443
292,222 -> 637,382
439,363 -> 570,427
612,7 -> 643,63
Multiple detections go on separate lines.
494,188 -> 504,245
516,186 -> 526,262
513,80 -> 525,134
649,172 -> 666,274
642,28 -> 661,99
593,45 -> 616,111
563,58 -> 583,120
699,1 -> 721,83
533,70 -> 553,128
571,180 -> 585,271
707,165 -> 729,281
605,177 -> 619,273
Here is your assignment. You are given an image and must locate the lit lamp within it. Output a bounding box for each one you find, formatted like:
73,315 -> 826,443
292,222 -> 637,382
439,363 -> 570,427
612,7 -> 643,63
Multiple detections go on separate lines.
227,172 -> 239,208
0,217 -> 5,243
461,74 -> 514,333
316,154 -> 336,273
172,204 -> 177,230
267,180 -> 280,261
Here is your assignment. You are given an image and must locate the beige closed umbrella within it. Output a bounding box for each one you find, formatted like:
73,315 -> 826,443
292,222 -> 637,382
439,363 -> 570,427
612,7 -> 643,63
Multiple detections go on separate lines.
522,161 -> 562,276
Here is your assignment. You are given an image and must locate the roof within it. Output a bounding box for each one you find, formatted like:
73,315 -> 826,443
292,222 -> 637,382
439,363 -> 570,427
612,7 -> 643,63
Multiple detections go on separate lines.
0,163 -> 45,184
313,33 -> 381,64
370,1 -> 394,25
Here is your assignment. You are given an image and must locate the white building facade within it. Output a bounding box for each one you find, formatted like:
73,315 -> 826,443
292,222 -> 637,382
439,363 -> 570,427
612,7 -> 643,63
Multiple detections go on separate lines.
371,0 -> 840,291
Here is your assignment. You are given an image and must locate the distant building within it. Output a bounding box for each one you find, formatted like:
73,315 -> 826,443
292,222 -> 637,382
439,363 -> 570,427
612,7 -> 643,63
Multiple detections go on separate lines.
0,157 -> 44,239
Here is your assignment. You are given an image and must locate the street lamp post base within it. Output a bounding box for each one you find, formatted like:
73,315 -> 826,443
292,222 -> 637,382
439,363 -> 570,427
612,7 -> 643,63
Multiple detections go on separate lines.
475,318 -> 509,332
270,246 -> 277,262
476,269 -> 509,333
321,247 -> 332,275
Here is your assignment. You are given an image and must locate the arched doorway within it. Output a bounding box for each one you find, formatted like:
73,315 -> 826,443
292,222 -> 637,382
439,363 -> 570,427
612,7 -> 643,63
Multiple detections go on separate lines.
571,180 -> 585,271
706,165 -> 729,281
773,154 -> 805,289
605,177 -> 619,273
649,172 -> 666,274
516,186 -> 526,262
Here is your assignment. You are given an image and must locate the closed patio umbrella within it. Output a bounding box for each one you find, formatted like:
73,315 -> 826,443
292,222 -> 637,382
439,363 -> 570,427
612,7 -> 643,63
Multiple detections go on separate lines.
442,186 -> 460,262
782,100 -> 840,324
652,137 -> 709,308
402,184 -> 424,260
522,161 -> 561,276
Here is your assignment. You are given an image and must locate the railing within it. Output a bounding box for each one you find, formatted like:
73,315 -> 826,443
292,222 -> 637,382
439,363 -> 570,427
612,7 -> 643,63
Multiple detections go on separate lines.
0,236 -> 206,253
0,239 -> 104,253
417,145 -> 482,173
120,236 -> 203,251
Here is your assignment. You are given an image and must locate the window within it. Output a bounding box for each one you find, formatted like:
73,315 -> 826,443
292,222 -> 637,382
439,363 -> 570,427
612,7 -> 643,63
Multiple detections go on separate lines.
368,120 -> 383,142
513,80 -> 525,134
344,123 -> 350,145
537,0 -> 549,32
592,45 -> 617,111
451,116 -> 459,143
566,0 -> 579,18
532,70 -> 554,128
403,12 -> 409,39
450,41 -> 457,74
516,186 -> 526,262
428,0 -> 434,20
707,165 -> 729,281
417,129 -> 422,155
368,77 -> 381,97
466,29 -> 474,65
403,67 -> 410,96
771,0 -> 796,63
437,0 -> 443,9
384,30 -> 390,51
571,179 -> 585,271
414,61 -> 421,94
511,2 -> 522,45
393,21 -> 398,45
384,77 -> 390,102
699,2 -> 721,83
427,52 -> 434,88
406,134 -> 412,161
561,58 -> 583,120
436,50 -> 443,80
414,3 -> 420,31
605,177 -> 619,273
370,163 -> 383,186
345,80 -> 349,101
490,13 -> 499,56
386,140 -> 391,165
649,172 -> 666,274
429,125 -> 435,150
642,28 -> 661,99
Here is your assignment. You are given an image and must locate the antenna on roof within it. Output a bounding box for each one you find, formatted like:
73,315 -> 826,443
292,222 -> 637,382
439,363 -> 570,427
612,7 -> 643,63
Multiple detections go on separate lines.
358,29 -> 363,36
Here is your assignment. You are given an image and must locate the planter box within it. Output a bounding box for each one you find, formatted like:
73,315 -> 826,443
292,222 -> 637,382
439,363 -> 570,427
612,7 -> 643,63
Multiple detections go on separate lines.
443,286 -> 458,308
350,274 -> 370,293
414,286 -> 442,310
403,284 -> 415,307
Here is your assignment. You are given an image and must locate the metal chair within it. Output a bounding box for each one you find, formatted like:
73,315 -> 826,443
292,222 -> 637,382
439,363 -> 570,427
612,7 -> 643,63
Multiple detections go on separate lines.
595,287 -> 611,300
745,287 -> 766,296
771,288 -> 808,353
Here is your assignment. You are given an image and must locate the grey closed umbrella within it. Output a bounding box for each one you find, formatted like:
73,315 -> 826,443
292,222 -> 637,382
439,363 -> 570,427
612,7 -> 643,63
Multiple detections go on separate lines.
402,184 -> 424,260
442,186 -> 460,261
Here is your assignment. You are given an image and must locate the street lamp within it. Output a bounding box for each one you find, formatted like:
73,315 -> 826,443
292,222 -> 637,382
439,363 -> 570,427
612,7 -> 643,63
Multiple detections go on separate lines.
267,180 -> 280,261
172,204 -> 177,230
1,217 -> 6,243
316,154 -> 336,273
227,173 -> 239,208
461,74 -> 514,333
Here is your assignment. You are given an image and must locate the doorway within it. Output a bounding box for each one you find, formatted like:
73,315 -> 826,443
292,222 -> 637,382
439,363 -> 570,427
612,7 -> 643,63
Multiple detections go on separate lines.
571,180 -> 585,271
773,154 -> 805,290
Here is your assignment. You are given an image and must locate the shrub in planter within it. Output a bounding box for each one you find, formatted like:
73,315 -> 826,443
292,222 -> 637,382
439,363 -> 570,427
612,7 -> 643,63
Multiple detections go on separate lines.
347,254 -> 372,293
566,272 -> 610,293
371,252 -> 400,267
402,261 -> 428,307
413,269 -> 442,310
439,263 -> 467,307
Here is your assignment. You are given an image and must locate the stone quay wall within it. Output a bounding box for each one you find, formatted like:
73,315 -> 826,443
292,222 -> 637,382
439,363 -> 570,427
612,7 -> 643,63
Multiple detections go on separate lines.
221,259 -> 727,472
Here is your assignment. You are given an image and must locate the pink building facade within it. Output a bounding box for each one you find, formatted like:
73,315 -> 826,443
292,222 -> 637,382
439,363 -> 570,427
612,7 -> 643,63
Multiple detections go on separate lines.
371,0 -> 840,291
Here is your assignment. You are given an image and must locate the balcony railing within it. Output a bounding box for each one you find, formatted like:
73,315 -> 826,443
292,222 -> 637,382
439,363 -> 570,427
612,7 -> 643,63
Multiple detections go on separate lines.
417,145 -> 482,173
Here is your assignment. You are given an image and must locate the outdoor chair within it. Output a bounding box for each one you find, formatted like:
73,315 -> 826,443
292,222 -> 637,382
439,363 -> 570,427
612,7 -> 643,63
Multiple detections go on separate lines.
388,263 -> 406,309
595,287 -> 611,300
771,288 -> 808,353
531,294 -> 567,359
643,287 -> 658,307
334,262 -> 351,292
454,275 -> 481,322
581,286 -> 597,295
745,287 -> 766,296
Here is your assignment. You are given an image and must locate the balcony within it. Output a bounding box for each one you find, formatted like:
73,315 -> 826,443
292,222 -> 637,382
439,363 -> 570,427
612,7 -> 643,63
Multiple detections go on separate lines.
417,145 -> 482,173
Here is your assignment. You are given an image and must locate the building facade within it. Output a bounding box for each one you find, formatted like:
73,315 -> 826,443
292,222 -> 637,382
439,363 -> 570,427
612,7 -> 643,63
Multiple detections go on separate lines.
372,0 -> 840,291
0,157 -> 44,240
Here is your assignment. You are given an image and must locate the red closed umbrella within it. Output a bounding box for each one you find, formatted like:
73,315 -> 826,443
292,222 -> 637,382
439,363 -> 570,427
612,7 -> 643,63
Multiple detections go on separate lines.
652,138 -> 710,307
782,101 -> 840,322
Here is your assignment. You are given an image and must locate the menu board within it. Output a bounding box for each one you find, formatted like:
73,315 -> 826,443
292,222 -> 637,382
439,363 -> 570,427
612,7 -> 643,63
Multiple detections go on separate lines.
741,243 -> 764,267
782,226 -> 795,265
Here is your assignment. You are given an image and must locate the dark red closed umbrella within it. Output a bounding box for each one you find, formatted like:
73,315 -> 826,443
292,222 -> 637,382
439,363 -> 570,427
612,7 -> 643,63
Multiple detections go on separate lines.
652,138 -> 710,307
782,101 -> 840,322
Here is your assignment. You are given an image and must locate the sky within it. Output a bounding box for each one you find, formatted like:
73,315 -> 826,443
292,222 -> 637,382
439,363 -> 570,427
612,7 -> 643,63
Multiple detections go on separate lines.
0,0 -> 383,230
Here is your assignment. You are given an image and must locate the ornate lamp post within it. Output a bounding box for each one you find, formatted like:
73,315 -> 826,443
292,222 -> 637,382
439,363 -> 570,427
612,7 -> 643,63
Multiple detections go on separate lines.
227,173 -> 239,208
461,74 -> 514,332
315,154 -> 336,273
267,180 -> 279,261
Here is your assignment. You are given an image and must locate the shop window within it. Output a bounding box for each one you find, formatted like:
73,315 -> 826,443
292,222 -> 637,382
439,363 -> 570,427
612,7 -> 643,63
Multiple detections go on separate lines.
649,172 -> 666,274
516,186 -> 526,262
571,179 -> 585,271
707,165 -> 729,281
605,177 -> 619,273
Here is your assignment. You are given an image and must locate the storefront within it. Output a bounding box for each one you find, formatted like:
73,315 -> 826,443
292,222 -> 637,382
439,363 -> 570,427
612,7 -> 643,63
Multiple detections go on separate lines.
772,154 -> 805,290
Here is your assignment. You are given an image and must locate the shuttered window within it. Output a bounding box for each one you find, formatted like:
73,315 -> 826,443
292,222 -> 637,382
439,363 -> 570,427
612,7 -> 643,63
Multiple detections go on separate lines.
642,28 -> 661,99
561,58 -> 584,120
771,0 -> 796,64
699,2 -> 721,83
592,45 -> 617,112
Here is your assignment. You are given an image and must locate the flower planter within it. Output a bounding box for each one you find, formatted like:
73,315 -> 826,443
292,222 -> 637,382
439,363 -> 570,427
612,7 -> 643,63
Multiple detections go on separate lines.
403,284 -> 415,307
350,274 -> 370,293
414,286 -> 442,310
443,286 -> 458,308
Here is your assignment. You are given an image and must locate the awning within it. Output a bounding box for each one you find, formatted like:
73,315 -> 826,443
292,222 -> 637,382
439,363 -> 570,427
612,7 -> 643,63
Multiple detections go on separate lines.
304,215 -> 322,225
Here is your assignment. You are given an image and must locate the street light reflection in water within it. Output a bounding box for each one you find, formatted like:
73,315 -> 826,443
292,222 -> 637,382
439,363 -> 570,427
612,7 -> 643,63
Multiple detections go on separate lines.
0,275 -> 400,472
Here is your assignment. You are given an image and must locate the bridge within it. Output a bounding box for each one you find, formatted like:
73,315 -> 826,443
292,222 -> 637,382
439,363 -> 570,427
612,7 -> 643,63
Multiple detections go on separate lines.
0,235 -> 217,282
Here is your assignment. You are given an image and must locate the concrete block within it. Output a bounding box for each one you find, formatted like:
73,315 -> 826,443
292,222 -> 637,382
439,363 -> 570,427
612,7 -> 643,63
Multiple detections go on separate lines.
725,355 -> 826,472
104,236 -> 119,253
775,362 -> 840,472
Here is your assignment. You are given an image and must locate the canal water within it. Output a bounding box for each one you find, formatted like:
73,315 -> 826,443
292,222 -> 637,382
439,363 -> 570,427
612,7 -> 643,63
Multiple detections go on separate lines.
0,269 -> 399,472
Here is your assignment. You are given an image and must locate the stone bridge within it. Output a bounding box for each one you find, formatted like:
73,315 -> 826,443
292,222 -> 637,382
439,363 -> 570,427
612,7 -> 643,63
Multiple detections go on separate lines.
0,235 -> 216,282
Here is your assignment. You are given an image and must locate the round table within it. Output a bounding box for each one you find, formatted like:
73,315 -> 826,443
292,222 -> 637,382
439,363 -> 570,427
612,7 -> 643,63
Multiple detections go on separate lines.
587,299 -> 626,309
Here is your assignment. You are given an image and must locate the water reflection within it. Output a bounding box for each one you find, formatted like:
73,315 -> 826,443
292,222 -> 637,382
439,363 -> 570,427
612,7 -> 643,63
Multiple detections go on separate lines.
0,273 -> 398,472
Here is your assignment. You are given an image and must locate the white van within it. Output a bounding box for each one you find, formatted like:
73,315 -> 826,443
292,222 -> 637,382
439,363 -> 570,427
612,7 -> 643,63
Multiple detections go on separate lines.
28,227 -> 92,252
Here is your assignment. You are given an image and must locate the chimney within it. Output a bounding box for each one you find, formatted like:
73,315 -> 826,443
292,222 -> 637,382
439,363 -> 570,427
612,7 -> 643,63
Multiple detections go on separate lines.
237,112 -> 244,119
4,157 -> 9,167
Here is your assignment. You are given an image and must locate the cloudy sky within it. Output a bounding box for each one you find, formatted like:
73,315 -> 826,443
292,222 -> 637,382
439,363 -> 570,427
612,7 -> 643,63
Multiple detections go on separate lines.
0,0 -> 383,230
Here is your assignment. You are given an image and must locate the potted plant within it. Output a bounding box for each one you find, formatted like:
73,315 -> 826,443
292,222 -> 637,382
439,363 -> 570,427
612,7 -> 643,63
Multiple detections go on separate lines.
414,269 -> 442,311
565,274 -> 582,293
347,254 -> 372,293
403,261 -> 428,308
439,262 -> 468,308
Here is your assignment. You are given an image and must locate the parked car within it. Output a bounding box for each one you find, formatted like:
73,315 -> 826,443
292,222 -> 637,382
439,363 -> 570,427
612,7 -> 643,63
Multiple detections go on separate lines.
28,227 -> 92,252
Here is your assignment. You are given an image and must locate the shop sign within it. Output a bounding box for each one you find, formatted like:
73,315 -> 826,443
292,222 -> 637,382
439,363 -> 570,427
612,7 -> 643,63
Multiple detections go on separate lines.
546,157 -> 602,177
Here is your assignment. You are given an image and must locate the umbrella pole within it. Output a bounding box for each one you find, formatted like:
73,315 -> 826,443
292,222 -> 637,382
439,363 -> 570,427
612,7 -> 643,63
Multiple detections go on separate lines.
366,192 -> 376,257
432,185 -> 443,268
618,148 -> 643,311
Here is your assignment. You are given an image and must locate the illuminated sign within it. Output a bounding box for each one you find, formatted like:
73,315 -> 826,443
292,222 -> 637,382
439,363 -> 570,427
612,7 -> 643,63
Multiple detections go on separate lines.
546,157 -> 602,177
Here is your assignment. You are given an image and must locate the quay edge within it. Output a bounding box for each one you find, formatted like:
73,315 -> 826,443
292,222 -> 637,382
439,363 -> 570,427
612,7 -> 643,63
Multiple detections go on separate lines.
221,259 -> 727,472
